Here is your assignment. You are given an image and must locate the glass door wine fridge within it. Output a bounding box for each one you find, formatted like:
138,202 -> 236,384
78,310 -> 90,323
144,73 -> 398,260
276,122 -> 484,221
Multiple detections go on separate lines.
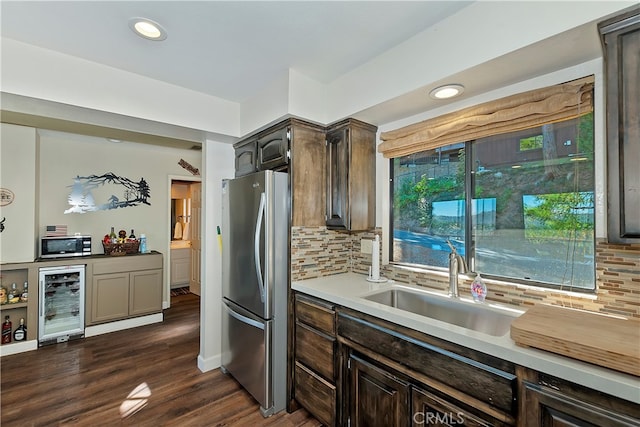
38,265 -> 85,345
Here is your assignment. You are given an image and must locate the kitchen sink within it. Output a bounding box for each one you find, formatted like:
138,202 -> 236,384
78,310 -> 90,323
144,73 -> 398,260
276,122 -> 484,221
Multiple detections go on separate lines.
363,286 -> 523,336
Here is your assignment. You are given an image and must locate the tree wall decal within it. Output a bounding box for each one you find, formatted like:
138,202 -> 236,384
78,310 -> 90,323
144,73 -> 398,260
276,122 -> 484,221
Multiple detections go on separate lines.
65,173 -> 151,214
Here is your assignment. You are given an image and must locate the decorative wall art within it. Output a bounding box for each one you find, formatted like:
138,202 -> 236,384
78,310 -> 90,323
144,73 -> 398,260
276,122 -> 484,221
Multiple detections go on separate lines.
178,158 -> 200,176
65,173 -> 151,214
0,188 -> 15,206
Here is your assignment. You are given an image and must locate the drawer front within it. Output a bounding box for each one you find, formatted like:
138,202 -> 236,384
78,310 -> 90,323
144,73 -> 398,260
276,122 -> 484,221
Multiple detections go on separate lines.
295,362 -> 336,427
295,294 -> 335,336
92,253 -> 162,275
338,311 -> 517,415
295,322 -> 335,381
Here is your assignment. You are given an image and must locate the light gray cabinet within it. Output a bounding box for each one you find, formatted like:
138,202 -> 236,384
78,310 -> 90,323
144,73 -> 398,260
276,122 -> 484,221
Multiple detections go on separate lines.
87,253 -> 163,325
170,248 -> 190,287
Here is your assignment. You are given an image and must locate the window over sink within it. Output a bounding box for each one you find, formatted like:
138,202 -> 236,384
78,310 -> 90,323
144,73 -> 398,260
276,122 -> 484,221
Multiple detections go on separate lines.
384,78 -> 596,291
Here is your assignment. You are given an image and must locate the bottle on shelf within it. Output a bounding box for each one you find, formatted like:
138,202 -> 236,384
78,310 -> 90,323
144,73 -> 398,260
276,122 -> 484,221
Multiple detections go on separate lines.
109,227 -> 117,243
8,283 -> 18,303
20,282 -> 28,303
129,229 -> 136,240
139,234 -> 147,253
2,316 -> 12,344
13,318 -> 26,342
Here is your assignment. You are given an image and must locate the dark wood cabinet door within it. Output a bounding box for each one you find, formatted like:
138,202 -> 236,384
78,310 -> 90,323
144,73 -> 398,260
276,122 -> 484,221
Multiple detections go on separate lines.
349,354 -> 410,427
257,126 -> 289,171
326,127 -> 350,229
600,7 -> 640,243
522,381 -> 640,427
234,139 -> 257,177
290,122 -> 326,226
412,387 -> 496,427
325,118 -> 377,231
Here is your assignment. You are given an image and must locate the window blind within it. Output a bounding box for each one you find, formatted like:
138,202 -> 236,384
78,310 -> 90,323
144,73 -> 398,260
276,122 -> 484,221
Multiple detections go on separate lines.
379,76 -> 594,158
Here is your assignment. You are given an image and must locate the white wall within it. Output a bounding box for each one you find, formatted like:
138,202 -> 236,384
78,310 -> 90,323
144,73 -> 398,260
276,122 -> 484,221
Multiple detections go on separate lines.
198,137 -> 234,372
0,123 -> 38,263
324,1 -> 634,123
1,38 -> 240,138
37,130 -> 202,305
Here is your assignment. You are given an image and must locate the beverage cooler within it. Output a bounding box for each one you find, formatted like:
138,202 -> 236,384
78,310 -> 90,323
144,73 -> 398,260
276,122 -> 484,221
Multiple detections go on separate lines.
38,265 -> 85,345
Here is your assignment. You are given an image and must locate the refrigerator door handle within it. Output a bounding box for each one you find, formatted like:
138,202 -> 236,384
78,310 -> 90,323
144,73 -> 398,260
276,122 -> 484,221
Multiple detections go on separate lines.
225,302 -> 265,330
254,191 -> 266,303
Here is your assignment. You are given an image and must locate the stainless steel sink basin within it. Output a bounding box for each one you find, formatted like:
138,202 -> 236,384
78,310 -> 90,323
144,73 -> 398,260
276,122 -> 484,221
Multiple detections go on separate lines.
363,286 -> 522,336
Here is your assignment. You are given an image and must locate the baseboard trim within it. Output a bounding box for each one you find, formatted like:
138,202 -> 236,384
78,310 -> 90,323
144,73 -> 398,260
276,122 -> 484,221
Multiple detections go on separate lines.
85,313 -> 163,337
0,340 -> 38,357
197,353 -> 221,373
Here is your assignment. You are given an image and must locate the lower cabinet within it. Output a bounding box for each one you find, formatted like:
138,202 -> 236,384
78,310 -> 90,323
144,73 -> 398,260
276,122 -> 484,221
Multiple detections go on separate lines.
170,247 -> 190,287
348,354 -> 410,427
338,307 -> 517,426
293,293 -> 640,427
519,368 -> 640,427
293,293 -> 338,426
88,254 -> 163,325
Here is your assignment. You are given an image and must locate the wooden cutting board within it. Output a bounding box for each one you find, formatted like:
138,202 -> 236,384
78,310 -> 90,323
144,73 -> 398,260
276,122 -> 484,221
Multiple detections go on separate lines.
510,304 -> 640,377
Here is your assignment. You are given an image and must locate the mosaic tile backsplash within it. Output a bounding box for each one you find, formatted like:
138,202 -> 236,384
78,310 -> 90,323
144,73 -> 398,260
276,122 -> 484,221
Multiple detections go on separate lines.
291,227 -> 640,319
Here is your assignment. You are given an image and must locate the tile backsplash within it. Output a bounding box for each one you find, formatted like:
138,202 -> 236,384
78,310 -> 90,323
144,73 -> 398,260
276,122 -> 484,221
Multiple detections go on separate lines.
291,226 -> 640,319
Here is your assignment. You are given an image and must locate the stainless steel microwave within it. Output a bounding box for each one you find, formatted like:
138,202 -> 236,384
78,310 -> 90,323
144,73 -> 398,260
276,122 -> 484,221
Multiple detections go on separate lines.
40,235 -> 92,259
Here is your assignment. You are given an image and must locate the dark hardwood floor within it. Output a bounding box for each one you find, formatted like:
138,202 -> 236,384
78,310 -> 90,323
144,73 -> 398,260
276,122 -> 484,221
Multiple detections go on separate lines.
1,293 -> 321,427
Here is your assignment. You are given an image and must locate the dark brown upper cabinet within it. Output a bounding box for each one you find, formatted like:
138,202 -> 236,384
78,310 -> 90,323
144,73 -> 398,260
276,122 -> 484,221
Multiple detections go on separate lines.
257,126 -> 289,172
599,6 -> 640,243
233,138 -> 258,177
325,119 -> 377,231
233,118 -> 326,226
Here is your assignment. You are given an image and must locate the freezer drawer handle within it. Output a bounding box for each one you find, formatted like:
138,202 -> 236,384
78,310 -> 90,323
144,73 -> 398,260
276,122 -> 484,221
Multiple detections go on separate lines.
225,304 -> 265,330
254,191 -> 266,303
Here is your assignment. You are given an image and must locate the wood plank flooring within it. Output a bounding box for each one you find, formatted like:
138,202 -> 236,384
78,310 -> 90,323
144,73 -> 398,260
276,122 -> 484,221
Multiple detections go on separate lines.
1,293 -> 321,427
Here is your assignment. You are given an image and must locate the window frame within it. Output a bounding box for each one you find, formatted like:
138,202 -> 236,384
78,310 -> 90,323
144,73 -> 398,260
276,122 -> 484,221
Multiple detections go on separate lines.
388,131 -> 597,293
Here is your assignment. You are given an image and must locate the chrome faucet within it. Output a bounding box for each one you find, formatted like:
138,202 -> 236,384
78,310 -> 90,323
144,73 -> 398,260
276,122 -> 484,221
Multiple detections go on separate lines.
446,240 -> 468,298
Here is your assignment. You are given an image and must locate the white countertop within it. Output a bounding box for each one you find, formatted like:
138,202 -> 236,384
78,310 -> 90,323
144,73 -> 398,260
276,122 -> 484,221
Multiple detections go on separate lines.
292,272 -> 640,404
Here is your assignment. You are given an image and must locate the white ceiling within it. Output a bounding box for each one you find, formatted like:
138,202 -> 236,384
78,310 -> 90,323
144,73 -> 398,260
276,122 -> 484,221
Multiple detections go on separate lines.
1,1 -> 472,103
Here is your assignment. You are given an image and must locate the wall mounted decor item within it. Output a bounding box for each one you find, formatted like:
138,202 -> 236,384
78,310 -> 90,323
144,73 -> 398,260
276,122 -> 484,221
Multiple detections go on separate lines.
65,173 -> 151,214
0,188 -> 15,206
178,158 -> 200,176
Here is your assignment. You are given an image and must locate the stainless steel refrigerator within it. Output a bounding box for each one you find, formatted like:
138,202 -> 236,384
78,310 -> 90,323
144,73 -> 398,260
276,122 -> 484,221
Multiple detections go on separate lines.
220,170 -> 288,417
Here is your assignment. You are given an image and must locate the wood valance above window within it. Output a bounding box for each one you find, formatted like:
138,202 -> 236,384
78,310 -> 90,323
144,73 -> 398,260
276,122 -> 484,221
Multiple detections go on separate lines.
379,76 -> 594,158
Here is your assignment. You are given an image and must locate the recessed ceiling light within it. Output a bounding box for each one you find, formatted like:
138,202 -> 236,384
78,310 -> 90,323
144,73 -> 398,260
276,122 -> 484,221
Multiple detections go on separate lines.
429,84 -> 465,100
129,17 -> 167,41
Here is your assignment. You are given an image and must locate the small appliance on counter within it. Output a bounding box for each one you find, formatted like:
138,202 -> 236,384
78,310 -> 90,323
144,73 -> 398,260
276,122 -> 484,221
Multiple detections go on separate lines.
40,235 -> 91,259
38,265 -> 85,345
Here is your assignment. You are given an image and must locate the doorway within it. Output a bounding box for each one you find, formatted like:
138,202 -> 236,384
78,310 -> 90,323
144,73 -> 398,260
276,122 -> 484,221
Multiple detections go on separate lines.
168,177 -> 202,299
